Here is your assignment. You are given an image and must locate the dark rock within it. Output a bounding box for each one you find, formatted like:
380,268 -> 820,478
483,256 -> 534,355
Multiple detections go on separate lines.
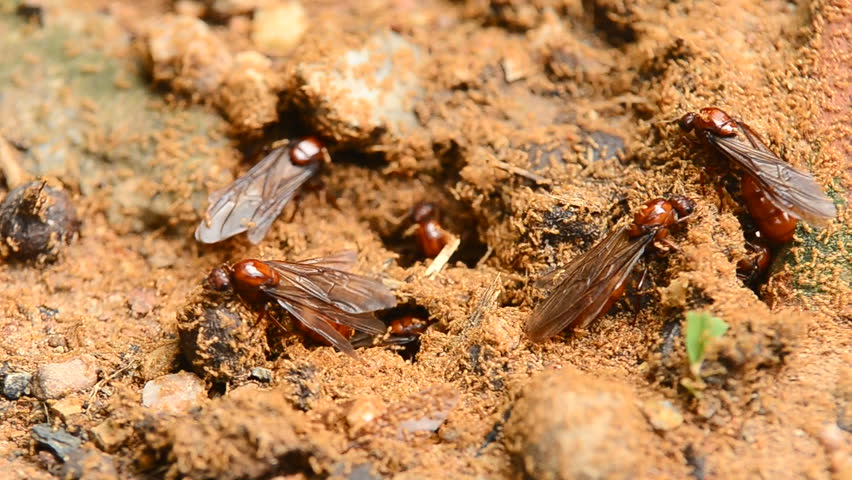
3,372 -> 32,400
285,363 -> 319,411
0,180 -> 79,263
31,424 -> 81,462
584,0 -> 638,46
659,317 -> 682,362
15,3 -> 44,27
683,445 -> 706,480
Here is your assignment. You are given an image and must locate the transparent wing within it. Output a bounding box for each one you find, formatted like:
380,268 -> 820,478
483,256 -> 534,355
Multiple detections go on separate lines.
525,228 -> 652,342
263,279 -> 389,335
195,146 -> 320,244
296,250 -> 358,272
275,300 -> 359,358
266,258 -> 397,315
704,123 -> 836,225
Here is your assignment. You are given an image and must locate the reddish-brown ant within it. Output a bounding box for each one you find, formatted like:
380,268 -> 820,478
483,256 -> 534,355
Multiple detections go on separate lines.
206,251 -> 397,358
411,202 -> 448,258
525,196 -> 695,342
678,107 -> 835,244
196,136 -> 330,244
736,229 -> 772,287
389,315 -> 430,337
740,174 -> 797,244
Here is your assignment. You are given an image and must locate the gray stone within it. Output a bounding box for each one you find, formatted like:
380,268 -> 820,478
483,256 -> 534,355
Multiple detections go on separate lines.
3,372 -> 32,400
31,424 -> 81,462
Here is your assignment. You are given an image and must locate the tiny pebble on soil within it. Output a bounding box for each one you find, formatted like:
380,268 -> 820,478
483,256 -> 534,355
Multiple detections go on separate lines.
32,356 -> 99,400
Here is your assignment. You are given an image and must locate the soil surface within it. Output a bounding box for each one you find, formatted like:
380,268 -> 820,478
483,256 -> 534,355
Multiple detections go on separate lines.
0,0 -> 850,479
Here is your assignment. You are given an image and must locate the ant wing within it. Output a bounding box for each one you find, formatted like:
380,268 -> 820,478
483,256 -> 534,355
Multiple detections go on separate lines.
266,259 -> 397,316
706,123 -> 836,226
525,228 -> 651,342
296,250 -> 358,272
274,300 -> 358,358
195,145 -> 320,244
264,281 -> 387,335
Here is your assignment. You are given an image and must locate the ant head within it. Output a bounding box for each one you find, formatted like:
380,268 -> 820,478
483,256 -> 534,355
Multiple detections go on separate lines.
204,265 -> 232,292
668,195 -> 696,218
411,202 -> 437,224
677,112 -> 696,132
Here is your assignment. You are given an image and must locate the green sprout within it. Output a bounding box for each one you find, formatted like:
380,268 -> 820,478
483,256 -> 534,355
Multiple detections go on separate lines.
684,311 -> 729,377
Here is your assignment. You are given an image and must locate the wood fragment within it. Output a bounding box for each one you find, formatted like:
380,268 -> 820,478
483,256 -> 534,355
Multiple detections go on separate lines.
424,234 -> 460,279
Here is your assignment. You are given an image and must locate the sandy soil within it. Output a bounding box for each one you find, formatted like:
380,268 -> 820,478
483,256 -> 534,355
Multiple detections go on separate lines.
0,0 -> 849,479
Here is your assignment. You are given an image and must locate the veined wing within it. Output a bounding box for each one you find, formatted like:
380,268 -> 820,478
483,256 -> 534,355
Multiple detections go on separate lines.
195,145 -> 320,244
266,258 -> 397,315
263,280 -> 388,335
704,123 -> 836,225
275,300 -> 359,358
295,250 -> 358,272
525,228 -> 651,342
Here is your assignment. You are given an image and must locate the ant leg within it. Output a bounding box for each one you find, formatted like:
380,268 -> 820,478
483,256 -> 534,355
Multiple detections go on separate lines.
256,304 -> 269,325
657,238 -> 681,252
632,261 -> 650,323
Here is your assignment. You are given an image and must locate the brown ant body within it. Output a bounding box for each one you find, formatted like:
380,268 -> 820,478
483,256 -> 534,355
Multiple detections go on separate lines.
206,252 -> 396,358
196,137 -> 330,244
525,196 -> 695,342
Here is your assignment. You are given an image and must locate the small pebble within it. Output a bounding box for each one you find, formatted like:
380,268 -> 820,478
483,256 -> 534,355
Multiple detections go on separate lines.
251,2 -> 307,55
127,288 -> 158,317
0,180 -> 79,263
146,15 -> 233,96
249,367 -> 272,383
346,395 -> 386,434
32,356 -> 99,400
49,397 -> 84,421
141,371 -> 206,414
641,399 -> 684,431
141,342 -> 181,381
3,372 -> 32,400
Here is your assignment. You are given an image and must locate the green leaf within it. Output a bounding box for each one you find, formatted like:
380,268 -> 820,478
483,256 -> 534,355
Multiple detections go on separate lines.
685,311 -> 729,376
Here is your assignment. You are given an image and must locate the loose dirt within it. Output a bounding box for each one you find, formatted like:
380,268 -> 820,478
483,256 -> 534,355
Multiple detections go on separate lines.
0,0 -> 849,479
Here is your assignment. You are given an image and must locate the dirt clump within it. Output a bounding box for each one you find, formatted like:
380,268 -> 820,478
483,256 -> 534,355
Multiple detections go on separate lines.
504,367 -> 652,480
177,271 -> 270,385
0,180 -> 79,263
